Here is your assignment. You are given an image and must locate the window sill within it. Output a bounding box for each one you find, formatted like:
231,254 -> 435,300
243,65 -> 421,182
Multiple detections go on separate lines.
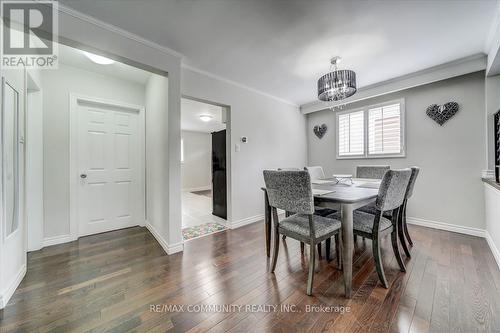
336,154 -> 406,160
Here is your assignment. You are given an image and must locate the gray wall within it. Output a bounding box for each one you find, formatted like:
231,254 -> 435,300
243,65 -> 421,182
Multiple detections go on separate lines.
181,130 -> 212,191
307,71 -> 486,229
42,64 -> 146,238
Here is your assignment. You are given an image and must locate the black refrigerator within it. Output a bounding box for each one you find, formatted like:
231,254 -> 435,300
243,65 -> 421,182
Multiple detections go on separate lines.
212,130 -> 227,219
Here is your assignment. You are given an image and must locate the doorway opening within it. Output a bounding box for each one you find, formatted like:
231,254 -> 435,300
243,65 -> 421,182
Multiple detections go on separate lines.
181,97 -> 230,240
24,41 -> 169,249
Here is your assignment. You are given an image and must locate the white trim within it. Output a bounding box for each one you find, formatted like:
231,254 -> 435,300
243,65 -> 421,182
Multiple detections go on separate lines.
0,264 -> 26,309
53,3 -> 183,59
483,170 -> 495,178
406,217 -> 486,237
182,65 -> 298,108
42,234 -> 76,248
69,94 -> 146,240
51,3 -> 298,108
146,221 -> 184,254
182,186 -> 211,192
228,214 -> 264,229
301,54 -> 487,114
228,211 -> 285,230
486,231 -> 500,269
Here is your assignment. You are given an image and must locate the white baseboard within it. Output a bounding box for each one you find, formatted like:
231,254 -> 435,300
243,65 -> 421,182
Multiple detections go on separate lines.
485,231 -> 500,269
182,186 -> 211,192
229,211 -> 285,230
406,217 -> 486,237
0,264 -> 26,309
229,214 -> 264,229
146,221 -> 184,255
482,170 -> 495,178
42,234 -> 76,248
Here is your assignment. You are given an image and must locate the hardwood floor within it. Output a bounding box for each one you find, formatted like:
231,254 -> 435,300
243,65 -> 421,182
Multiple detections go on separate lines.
1,222 -> 499,332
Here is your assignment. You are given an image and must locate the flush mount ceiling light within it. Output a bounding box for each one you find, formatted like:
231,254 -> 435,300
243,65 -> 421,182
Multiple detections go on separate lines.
317,56 -> 357,102
82,51 -> 115,65
199,114 -> 213,122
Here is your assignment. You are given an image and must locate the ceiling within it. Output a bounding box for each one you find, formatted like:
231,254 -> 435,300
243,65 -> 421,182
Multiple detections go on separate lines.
60,0 -> 498,105
181,98 -> 226,133
58,43 -> 151,85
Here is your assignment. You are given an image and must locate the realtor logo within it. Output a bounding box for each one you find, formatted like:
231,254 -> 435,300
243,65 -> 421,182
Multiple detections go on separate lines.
1,0 -> 58,68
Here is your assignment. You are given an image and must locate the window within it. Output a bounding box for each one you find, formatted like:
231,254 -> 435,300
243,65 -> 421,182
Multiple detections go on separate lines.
336,99 -> 405,159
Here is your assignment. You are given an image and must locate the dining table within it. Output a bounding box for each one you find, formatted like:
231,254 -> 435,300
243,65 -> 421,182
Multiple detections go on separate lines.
261,178 -> 381,298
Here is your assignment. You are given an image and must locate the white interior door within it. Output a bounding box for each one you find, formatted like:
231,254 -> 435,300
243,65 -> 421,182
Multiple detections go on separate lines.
76,98 -> 144,237
1,70 -> 26,309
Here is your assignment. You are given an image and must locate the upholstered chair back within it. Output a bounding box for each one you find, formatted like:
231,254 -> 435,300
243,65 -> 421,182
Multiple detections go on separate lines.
263,170 -> 314,215
305,166 -> 325,180
356,165 -> 390,179
405,167 -> 420,199
375,169 -> 412,212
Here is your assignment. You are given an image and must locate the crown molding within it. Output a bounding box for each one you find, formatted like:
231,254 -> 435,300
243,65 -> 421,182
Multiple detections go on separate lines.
301,53 -> 487,114
52,3 -> 183,59
182,64 -> 299,107
52,3 -> 298,107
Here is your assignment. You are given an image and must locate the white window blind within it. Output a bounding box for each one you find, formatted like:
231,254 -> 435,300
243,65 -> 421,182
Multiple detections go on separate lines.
338,110 -> 364,156
336,99 -> 405,159
368,103 -> 402,155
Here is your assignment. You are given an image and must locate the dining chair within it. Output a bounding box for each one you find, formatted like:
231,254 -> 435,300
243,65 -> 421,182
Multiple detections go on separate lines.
305,166 -> 326,180
263,170 -> 342,295
357,167 -> 420,258
400,167 -> 420,250
328,169 -> 411,288
356,165 -> 390,179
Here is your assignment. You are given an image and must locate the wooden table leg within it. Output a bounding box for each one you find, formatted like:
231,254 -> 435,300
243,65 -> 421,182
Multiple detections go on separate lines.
341,203 -> 354,298
264,192 -> 271,257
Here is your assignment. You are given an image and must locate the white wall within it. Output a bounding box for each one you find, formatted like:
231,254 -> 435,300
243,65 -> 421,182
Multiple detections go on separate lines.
41,63 -> 146,238
26,69 -> 44,251
181,130 -> 211,191
145,74 -> 169,238
484,183 -> 500,268
181,67 -> 307,224
307,71 -> 486,230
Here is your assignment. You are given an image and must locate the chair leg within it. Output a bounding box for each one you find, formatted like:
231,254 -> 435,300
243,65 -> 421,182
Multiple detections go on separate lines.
282,235 -> 286,240
307,243 -> 316,295
335,233 -> 342,270
326,238 -> 331,262
270,226 -> 280,273
300,242 -> 305,253
392,226 -> 407,273
403,204 -> 413,246
354,235 -> 358,242
317,243 -> 322,258
398,211 -> 411,258
372,234 -> 388,288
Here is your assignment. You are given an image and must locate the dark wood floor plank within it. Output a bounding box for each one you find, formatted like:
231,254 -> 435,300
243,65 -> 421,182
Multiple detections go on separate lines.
0,224 -> 498,333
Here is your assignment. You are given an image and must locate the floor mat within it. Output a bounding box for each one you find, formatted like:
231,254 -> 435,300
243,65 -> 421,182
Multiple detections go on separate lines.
191,189 -> 212,197
182,222 -> 227,240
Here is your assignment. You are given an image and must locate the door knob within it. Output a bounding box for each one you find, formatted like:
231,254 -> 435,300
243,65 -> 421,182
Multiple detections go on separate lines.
80,174 -> 87,179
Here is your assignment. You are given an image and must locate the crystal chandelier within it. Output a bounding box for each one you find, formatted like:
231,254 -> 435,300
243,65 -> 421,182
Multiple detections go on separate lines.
317,56 -> 357,102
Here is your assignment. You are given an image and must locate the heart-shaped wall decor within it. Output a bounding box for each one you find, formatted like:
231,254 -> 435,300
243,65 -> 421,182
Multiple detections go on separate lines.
313,124 -> 328,139
426,102 -> 459,126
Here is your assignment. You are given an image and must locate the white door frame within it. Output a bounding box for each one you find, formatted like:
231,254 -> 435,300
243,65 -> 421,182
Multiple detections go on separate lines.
69,94 -> 146,240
